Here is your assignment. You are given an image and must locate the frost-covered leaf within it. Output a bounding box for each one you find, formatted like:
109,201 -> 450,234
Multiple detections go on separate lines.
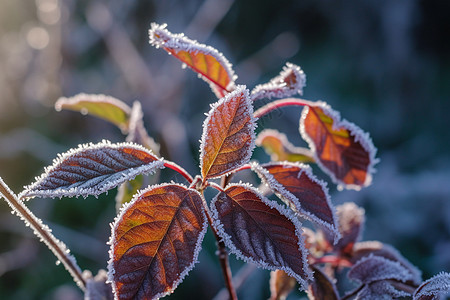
20,140 -> 164,199
210,183 -> 313,288
269,270 -> 297,300
348,254 -> 414,284
299,102 -> 377,190
256,129 -> 314,163
108,183 -> 207,300
251,63 -> 306,101
126,101 -> 160,155
149,23 -> 237,98
200,86 -> 257,180
55,94 -> 131,133
251,162 -> 339,242
307,266 -> 339,300
323,202 -> 365,255
413,272 -> 450,300
351,280 -> 411,300
352,241 -> 422,284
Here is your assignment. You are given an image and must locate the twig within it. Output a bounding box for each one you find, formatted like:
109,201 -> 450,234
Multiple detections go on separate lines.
0,177 -> 86,290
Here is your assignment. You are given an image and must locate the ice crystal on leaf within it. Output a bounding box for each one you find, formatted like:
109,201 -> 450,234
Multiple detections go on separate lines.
108,183 -> 207,300
299,101 -> 378,190
413,272 -> 450,300
251,161 -> 340,243
149,23 -> 237,98
55,94 -> 132,134
251,63 -> 306,101
210,183 -> 313,289
20,140 -> 164,200
200,86 -> 257,180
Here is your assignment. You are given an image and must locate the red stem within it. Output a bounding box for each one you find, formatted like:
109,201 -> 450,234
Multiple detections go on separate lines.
163,161 -> 193,183
311,255 -> 353,268
253,98 -> 313,119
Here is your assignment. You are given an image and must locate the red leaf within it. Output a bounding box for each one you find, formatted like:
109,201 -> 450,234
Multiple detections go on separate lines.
20,141 -> 164,199
251,162 -> 340,242
200,86 -> 257,180
108,184 -> 207,300
210,183 -> 312,288
321,202 -> 365,255
299,102 -> 377,190
251,63 -> 306,101
149,23 -> 237,98
307,266 -> 339,300
269,270 -> 297,300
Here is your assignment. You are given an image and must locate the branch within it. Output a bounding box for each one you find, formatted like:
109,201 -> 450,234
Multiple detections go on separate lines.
0,177 -> 86,290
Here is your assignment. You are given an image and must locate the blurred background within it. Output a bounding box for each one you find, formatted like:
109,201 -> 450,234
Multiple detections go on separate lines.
0,0 -> 449,299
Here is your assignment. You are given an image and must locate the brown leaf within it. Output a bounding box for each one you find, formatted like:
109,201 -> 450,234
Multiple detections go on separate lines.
200,86 -> 257,180
269,270 -> 297,300
149,23 -> 236,98
108,184 -> 207,300
300,102 -> 377,190
210,183 -> 312,288
307,266 -> 339,300
251,162 -> 340,242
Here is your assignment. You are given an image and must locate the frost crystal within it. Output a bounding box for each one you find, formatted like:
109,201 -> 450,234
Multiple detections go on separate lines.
149,23 -> 237,98
210,183 -> 313,289
413,272 -> 450,300
20,140 -> 164,200
251,63 -> 306,101
299,101 -> 378,190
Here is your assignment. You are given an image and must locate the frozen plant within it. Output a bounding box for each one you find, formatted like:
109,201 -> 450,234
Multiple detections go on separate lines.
1,23 -> 449,300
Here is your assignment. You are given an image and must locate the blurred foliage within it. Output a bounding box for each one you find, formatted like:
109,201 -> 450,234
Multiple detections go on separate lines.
0,0 -> 449,299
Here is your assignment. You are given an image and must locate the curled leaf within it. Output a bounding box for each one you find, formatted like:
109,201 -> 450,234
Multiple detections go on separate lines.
108,183 -> 207,300
210,183 -> 313,288
251,162 -> 340,243
251,63 -> 306,101
307,266 -> 339,300
269,270 -> 297,300
256,129 -> 315,163
55,94 -> 131,133
20,140 -> 164,199
200,86 -> 257,180
414,272 -> 450,300
322,202 -> 365,255
149,23 -> 237,98
299,102 -> 377,190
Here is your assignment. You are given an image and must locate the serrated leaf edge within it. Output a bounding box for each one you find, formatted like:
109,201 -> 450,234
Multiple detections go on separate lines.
149,23 -> 237,94
20,140 -> 164,200
299,101 -> 378,190
251,161 -> 340,244
199,86 -> 258,179
107,182 -> 208,300
210,182 -> 313,289
251,62 -> 306,101
413,272 -> 450,300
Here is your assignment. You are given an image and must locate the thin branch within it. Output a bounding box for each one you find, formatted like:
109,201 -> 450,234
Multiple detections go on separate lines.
163,160 -> 194,183
253,98 -> 313,119
0,177 -> 86,290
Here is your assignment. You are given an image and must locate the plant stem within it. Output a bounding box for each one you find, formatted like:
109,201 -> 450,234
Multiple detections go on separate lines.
0,177 -> 86,290
253,98 -> 313,119
198,184 -> 237,300
163,160 -> 193,183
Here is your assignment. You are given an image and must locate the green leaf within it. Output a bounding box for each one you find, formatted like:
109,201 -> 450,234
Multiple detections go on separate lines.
55,94 -> 131,133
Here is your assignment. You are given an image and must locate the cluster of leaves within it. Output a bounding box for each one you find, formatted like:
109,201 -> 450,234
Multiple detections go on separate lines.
1,23 -> 449,300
